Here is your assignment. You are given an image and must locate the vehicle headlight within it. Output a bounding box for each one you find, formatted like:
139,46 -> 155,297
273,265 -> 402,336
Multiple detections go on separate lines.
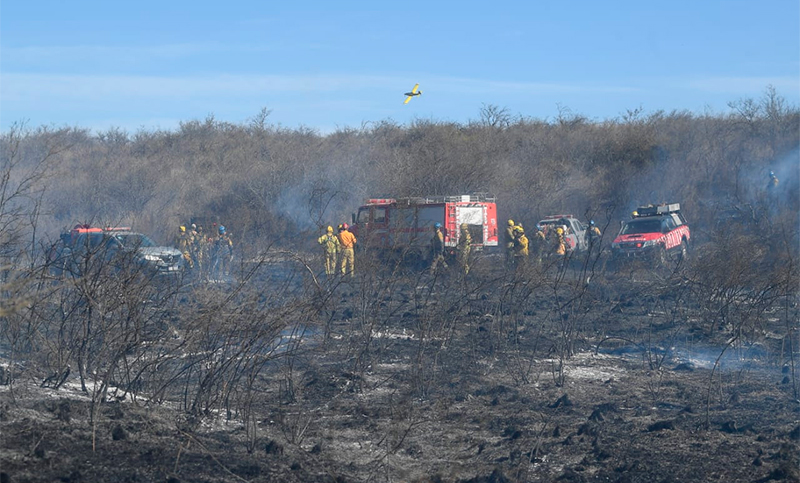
143,254 -> 161,262
611,242 -> 620,249
642,240 -> 658,247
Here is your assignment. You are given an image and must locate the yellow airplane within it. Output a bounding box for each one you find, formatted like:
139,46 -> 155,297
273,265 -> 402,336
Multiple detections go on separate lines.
403,84 -> 422,104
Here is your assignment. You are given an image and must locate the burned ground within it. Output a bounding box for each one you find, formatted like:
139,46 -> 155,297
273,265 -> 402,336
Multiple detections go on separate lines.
1,251 -> 798,483
1,89 -> 798,482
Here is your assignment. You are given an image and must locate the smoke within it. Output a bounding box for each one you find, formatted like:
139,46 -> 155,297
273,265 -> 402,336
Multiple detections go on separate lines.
669,344 -> 769,372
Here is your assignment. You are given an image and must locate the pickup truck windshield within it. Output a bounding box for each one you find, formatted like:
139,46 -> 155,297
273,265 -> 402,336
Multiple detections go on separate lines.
113,233 -> 156,248
621,219 -> 662,235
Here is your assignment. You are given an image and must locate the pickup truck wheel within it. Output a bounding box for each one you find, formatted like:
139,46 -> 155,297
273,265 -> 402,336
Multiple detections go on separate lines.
679,240 -> 689,263
657,246 -> 668,268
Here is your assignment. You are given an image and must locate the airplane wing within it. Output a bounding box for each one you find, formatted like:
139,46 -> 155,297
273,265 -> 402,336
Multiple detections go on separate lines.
410,83 -> 419,94
404,95 -> 413,104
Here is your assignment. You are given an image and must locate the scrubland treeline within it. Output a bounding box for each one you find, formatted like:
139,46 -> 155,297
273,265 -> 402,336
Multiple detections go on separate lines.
3,87 -> 798,249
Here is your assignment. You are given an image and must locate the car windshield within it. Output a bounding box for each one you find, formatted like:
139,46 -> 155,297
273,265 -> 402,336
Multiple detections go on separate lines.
112,233 -> 156,248
621,219 -> 662,235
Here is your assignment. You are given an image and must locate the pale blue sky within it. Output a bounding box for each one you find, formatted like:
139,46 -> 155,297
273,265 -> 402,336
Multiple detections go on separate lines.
1,0 -> 798,133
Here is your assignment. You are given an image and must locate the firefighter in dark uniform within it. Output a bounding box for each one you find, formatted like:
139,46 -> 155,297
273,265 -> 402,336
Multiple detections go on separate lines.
585,220 -> 602,256
457,223 -> 471,275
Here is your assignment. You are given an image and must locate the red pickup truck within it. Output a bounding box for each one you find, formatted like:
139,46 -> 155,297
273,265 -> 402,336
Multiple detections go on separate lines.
611,203 -> 690,266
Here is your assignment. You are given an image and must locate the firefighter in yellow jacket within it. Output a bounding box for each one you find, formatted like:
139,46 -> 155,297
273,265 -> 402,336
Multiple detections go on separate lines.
430,222 -> 448,272
318,226 -> 340,276
175,226 -> 194,268
513,225 -> 529,270
457,223 -> 472,274
554,227 -> 567,256
337,223 -> 357,277
504,219 -> 516,266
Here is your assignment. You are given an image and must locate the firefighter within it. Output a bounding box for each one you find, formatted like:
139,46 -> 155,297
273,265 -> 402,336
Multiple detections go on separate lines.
767,170 -> 779,190
457,223 -> 472,275
504,219 -> 516,266
318,226 -> 340,276
188,224 -> 202,269
175,226 -> 194,269
554,227 -> 567,256
194,225 -> 207,271
531,224 -> 547,265
430,222 -> 448,272
211,225 -> 233,278
513,225 -> 529,270
585,220 -> 602,253
338,223 -> 357,278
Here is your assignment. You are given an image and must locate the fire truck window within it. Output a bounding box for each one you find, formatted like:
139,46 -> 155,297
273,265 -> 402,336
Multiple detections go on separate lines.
373,208 -> 386,223
357,209 -> 370,223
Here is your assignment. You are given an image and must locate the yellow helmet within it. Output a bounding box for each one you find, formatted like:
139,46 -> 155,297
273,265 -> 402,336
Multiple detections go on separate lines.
556,227 -> 564,235
513,226 -> 523,233
327,226 -> 333,233
507,219 -> 514,226
632,211 -> 638,217
179,225 -> 186,233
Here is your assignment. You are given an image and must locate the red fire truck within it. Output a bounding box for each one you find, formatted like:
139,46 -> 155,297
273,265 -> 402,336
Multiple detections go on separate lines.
351,194 -> 499,263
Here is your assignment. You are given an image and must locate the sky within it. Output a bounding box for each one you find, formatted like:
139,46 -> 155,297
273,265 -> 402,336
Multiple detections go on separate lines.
1,0 -> 798,133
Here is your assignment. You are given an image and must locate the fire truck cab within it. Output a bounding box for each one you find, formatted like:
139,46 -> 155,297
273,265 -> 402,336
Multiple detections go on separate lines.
352,194 -> 498,263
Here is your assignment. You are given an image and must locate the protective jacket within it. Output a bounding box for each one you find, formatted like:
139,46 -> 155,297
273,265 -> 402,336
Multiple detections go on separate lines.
431,229 -> 445,257
504,225 -> 515,250
318,233 -> 340,254
338,230 -> 357,249
515,234 -> 529,257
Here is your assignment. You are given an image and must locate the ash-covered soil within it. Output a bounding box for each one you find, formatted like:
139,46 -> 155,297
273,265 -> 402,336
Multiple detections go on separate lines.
1,259 -> 798,483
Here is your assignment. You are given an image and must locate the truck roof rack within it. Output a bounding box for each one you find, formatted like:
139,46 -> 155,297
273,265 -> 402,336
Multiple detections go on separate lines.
634,203 -> 681,217
370,193 -> 497,205
542,214 -> 575,220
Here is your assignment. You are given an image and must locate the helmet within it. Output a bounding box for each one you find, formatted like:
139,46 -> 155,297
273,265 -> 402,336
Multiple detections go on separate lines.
219,225 -> 226,235
507,219 -> 514,226
632,211 -> 638,217
460,223 -> 468,230
179,226 -> 186,233
556,227 -> 564,235
327,226 -> 333,233
434,222 -> 442,229
191,224 -> 197,230
513,226 -> 523,233
770,170 -> 776,177
516,223 -> 523,229
337,224 -> 343,230
342,223 -> 349,230
590,220 -> 595,226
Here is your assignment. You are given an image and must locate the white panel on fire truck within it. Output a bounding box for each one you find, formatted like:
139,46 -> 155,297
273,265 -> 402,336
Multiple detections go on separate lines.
418,206 -> 445,228
390,207 -> 416,246
457,207 -> 483,225
461,195 -> 470,202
